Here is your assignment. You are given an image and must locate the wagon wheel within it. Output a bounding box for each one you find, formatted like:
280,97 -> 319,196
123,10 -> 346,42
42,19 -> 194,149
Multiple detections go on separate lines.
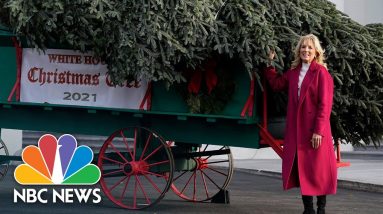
0,139 -> 10,181
97,127 -> 174,210
170,145 -> 234,202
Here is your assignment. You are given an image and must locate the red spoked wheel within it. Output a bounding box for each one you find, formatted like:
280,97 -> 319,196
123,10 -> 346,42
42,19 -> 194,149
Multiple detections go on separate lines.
170,145 -> 233,202
0,140 -> 9,181
98,127 -> 174,210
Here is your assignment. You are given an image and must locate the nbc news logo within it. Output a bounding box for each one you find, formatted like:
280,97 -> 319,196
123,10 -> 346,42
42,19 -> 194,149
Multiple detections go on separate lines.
13,134 -> 101,203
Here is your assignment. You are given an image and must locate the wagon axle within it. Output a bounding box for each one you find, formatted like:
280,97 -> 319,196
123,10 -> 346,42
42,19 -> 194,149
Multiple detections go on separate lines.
195,158 -> 208,170
122,161 -> 149,176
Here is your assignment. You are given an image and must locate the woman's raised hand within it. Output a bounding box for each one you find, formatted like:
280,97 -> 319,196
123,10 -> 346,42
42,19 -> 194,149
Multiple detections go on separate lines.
268,50 -> 275,61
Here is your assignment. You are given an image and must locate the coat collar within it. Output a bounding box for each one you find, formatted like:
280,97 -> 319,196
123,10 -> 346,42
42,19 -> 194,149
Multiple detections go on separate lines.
294,60 -> 319,105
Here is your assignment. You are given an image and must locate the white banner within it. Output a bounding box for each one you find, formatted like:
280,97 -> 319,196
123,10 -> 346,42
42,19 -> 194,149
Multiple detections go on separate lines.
20,48 -> 148,110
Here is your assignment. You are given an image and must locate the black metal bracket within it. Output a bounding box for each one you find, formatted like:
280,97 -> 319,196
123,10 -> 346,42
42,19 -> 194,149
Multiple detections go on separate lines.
211,189 -> 230,204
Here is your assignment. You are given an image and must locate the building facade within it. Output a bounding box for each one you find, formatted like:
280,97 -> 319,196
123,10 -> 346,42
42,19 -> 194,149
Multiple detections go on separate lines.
330,0 -> 383,25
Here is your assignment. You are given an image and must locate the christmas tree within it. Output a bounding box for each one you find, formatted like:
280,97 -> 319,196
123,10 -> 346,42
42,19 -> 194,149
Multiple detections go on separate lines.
0,0 -> 382,146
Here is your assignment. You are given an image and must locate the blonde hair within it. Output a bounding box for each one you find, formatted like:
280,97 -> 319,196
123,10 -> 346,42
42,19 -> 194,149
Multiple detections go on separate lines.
291,34 -> 327,69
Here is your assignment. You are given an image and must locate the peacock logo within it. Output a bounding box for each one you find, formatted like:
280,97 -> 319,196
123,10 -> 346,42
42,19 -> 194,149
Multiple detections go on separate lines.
14,134 -> 101,185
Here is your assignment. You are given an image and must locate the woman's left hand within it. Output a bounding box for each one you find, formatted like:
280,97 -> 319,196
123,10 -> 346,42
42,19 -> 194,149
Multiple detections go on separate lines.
311,133 -> 322,149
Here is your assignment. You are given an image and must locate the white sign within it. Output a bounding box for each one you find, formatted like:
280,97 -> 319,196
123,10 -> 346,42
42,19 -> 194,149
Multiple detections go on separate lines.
20,48 -> 148,109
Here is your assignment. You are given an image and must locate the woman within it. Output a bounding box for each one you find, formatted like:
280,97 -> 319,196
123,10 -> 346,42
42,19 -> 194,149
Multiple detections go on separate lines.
265,34 -> 337,214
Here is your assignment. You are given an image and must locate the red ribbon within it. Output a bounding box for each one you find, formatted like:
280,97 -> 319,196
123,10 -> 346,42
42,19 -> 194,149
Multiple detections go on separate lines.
187,59 -> 218,94
187,68 -> 202,94
205,60 -> 218,94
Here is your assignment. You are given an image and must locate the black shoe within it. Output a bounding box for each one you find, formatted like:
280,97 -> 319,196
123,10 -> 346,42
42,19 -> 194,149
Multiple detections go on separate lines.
303,210 -> 315,214
302,195 -> 315,214
317,208 -> 325,214
317,195 -> 326,214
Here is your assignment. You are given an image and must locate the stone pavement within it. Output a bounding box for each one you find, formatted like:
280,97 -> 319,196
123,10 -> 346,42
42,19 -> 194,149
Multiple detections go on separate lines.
232,152 -> 383,193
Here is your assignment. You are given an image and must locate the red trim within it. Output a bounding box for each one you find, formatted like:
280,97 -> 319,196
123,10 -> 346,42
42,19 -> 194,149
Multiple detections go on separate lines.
260,139 -> 283,145
262,76 -> 268,128
335,139 -> 350,168
241,76 -> 255,117
8,37 -> 22,102
258,124 -> 283,158
337,162 -> 350,167
336,140 -> 341,162
258,73 -> 283,158
139,82 -> 152,110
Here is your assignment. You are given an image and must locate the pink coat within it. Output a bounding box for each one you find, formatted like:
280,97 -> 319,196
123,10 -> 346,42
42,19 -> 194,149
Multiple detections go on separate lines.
265,60 -> 337,195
